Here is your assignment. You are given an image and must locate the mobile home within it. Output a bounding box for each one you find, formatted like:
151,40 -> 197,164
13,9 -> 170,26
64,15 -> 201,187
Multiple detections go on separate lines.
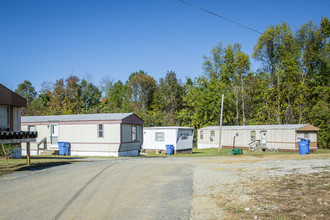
198,124 -> 319,152
142,127 -> 194,154
0,84 -> 37,159
21,113 -> 143,157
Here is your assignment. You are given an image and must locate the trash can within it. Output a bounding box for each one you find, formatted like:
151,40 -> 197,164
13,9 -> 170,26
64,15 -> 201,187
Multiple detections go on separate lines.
233,148 -> 242,155
64,142 -> 71,156
228,149 -> 234,155
58,142 -> 71,156
298,138 -> 310,155
58,142 -> 66,155
166,145 -> 174,155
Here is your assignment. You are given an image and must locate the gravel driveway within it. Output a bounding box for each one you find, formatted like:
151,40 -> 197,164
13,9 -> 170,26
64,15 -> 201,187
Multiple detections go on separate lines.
0,158 -> 193,220
190,154 -> 330,219
0,154 -> 329,219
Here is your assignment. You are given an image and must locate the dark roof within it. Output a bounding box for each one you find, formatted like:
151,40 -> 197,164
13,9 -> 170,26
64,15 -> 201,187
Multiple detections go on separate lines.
0,84 -> 27,107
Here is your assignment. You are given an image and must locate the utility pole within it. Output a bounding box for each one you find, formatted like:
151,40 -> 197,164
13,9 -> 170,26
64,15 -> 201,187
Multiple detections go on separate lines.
218,94 -> 224,152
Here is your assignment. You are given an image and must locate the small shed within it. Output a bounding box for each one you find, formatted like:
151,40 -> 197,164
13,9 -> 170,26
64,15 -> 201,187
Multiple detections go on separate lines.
21,113 -> 143,157
198,124 -> 319,152
142,127 -> 194,154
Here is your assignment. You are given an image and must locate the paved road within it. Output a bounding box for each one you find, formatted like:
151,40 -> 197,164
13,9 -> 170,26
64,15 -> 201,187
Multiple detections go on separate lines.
0,158 -> 193,220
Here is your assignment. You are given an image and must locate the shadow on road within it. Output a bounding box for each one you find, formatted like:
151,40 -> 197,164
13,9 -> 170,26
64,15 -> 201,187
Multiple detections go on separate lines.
15,161 -> 75,171
22,156 -> 88,160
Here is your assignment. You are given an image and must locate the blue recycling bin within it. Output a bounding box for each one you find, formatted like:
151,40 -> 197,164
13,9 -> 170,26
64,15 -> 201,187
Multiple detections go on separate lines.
58,142 -> 71,156
166,145 -> 174,155
64,142 -> 71,156
58,142 -> 66,155
298,138 -> 310,155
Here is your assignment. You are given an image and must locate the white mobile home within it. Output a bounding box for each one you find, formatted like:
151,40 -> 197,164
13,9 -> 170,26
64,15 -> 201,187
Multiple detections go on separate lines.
198,124 -> 319,152
142,127 -> 194,153
21,113 -> 143,157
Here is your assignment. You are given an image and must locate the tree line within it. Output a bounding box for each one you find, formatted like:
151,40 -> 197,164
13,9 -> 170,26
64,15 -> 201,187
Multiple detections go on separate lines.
15,18 -> 329,148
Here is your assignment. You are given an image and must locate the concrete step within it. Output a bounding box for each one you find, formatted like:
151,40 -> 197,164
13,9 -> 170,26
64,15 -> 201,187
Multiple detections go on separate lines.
40,149 -> 59,155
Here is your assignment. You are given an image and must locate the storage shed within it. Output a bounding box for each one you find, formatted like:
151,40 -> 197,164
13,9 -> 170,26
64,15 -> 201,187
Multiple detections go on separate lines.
142,127 -> 194,154
198,124 -> 319,152
21,113 -> 143,157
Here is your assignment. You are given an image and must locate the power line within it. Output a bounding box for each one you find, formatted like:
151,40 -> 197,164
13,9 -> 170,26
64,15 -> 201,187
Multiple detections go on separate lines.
178,0 -> 262,34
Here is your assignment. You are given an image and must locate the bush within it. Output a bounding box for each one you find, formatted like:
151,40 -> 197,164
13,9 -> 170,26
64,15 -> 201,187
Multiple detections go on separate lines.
0,144 -> 20,155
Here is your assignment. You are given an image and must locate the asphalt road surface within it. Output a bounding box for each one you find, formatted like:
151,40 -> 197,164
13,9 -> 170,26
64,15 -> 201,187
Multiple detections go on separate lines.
0,158 -> 193,220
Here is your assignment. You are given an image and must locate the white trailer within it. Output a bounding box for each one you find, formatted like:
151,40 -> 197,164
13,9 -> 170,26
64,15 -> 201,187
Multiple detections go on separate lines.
142,127 -> 194,153
21,113 -> 144,157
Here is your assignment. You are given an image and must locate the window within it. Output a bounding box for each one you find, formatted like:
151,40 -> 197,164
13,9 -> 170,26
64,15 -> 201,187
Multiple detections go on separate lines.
304,132 -> 309,139
200,131 -> 203,139
155,132 -> 164,142
132,125 -> 137,141
28,125 -> 36,132
210,130 -> 215,141
0,106 -> 10,131
50,124 -> 58,145
251,131 -> 256,142
181,133 -> 188,140
98,124 -> 103,138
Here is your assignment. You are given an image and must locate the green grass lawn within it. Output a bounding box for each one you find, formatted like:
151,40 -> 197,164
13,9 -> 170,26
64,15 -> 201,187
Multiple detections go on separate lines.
0,155 -> 86,176
315,149 -> 330,154
142,147 -> 330,157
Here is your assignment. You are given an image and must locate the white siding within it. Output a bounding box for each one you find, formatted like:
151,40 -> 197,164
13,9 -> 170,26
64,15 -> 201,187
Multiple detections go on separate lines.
142,129 -> 177,150
297,131 -> 317,142
21,123 -> 122,155
198,129 -> 220,149
267,129 -> 296,149
198,127 -> 313,150
60,124 -> 121,143
142,128 -> 194,151
20,113 -> 144,157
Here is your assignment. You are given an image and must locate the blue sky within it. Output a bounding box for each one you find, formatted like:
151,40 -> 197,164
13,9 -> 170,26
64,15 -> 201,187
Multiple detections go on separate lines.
1,0 -> 329,92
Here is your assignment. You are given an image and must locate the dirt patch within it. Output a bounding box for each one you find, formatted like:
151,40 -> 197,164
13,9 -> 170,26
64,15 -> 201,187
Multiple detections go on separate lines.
191,156 -> 330,220
216,172 -> 330,219
207,154 -> 330,164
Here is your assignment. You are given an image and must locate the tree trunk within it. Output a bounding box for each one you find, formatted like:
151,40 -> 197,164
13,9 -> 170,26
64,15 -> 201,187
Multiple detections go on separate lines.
277,74 -> 281,124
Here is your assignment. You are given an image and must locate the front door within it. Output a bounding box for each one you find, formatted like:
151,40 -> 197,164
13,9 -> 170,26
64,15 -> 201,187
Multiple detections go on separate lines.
261,131 -> 267,146
50,124 -> 59,147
